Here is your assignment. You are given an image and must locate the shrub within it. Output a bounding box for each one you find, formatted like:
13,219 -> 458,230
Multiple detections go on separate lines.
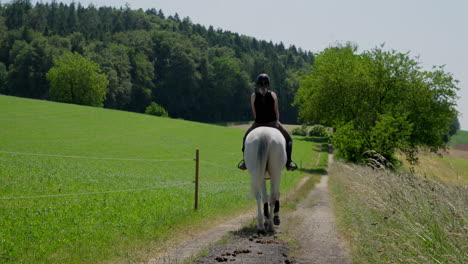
145,102 -> 169,117
333,114 -> 413,165
308,124 -> 328,137
292,124 -> 308,136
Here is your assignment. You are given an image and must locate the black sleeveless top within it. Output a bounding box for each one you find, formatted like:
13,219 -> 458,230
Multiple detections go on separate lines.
254,90 -> 277,123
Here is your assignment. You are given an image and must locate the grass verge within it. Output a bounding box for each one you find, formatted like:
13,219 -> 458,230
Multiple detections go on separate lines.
329,162 -> 467,263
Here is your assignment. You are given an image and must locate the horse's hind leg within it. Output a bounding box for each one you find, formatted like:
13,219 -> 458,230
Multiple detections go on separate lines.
262,179 -> 274,233
270,173 -> 281,226
273,200 -> 280,225
255,191 -> 265,234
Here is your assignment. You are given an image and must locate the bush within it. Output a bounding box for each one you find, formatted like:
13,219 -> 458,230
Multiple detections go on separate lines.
145,102 -> 169,117
292,124 -> 308,136
333,114 -> 413,165
308,125 -> 328,137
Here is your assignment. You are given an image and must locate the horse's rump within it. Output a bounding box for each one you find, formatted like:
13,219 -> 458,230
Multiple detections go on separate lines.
244,127 -> 286,194
243,126 -> 286,233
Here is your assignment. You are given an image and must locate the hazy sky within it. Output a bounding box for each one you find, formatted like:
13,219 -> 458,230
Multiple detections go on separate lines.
45,0 -> 468,129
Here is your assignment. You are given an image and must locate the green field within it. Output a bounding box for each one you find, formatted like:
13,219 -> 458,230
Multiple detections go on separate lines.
0,95 -> 320,263
450,130 -> 468,145
398,152 -> 468,186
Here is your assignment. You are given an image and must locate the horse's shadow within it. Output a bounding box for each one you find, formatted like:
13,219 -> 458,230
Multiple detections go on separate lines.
298,167 -> 328,175
231,221 -> 276,238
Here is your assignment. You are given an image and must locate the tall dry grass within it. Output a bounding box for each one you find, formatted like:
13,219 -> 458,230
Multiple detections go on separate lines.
329,162 -> 467,263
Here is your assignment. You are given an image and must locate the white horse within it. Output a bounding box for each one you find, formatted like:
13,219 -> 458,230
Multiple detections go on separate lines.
244,126 -> 287,234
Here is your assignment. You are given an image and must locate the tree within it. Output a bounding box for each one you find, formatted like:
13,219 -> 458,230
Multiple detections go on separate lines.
84,42 -> 132,109
294,43 -> 459,165
46,52 -> 109,107
0,62 -> 7,93
4,0 -> 32,30
130,51 -> 154,112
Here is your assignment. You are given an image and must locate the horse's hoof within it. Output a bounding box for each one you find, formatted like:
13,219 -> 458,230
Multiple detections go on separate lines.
257,229 -> 266,235
273,215 -> 281,225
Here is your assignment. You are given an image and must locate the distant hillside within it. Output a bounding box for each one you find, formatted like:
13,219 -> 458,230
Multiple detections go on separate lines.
0,1 -> 314,123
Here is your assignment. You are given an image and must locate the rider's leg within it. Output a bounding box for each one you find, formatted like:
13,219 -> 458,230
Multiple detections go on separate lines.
239,123 -> 260,170
276,123 -> 297,171
242,123 -> 260,152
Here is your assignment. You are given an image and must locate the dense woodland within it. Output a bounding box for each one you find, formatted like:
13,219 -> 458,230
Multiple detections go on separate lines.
0,0 -> 314,123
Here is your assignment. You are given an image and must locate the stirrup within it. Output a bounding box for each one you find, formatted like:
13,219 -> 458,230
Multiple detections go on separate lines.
238,160 -> 247,170
286,161 -> 298,171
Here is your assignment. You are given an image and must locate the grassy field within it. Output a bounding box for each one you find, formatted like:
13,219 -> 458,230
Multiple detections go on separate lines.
329,162 -> 467,264
0,95 -> 322,263
396,130 -> 468,186
450,130 -> 468,145
400,154 -> 468,186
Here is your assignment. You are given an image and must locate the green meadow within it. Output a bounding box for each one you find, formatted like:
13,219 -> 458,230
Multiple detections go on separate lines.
0,95 -> 320,263
450,130 -> 468,145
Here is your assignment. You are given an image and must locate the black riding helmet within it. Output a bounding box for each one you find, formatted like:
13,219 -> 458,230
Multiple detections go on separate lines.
256,73 -> 270,87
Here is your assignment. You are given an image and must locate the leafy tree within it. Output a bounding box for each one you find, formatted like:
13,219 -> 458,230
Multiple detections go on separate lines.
449,117 -> 460,136
4,0 -> 31,30
7,36 -> 65,99
294,43 -> 459,165
26,3 -> 48,33
0,62 -> 7,93
130,51 -> 154,112
84,42 -> 132,109
0,15 -> 8,62
46,52 -> 108,107
443,116 -> 461,143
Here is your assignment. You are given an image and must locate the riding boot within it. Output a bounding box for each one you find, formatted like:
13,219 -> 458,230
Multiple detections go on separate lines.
286,141 -> 297,171
238,138 -> 247,170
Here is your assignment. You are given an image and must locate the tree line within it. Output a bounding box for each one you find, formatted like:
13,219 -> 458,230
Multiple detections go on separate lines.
0,0 -> 314,123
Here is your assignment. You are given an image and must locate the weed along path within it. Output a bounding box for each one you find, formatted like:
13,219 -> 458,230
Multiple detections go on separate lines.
149,147 -> 350,264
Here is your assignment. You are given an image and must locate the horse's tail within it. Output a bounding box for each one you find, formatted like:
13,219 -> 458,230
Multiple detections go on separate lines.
250,134 -> 269,196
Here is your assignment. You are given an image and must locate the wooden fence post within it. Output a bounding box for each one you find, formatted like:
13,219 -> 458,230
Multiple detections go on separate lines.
194,149 -> 199,210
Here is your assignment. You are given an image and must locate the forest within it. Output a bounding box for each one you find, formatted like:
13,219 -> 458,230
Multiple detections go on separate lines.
0,0 -> 314,123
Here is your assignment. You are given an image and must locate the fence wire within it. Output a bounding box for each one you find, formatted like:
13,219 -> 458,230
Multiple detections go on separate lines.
0,150 -> 249,200
0,150 -> 192,162
0,182 -> 191,200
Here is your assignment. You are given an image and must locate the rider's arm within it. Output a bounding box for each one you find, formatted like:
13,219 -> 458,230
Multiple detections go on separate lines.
271,92 -> 279,121
251,93 -> 256,119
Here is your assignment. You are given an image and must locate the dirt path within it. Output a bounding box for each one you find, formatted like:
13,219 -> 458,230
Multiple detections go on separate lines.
284,153 -> 350,263
146,177 -> 310,264
147,151 -> 350,264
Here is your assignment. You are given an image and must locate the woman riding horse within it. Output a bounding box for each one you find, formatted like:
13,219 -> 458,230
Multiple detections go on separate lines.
238,73 -> 297,171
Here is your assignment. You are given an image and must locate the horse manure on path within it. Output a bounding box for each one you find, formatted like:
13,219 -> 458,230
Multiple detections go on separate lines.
194,232 -> 295,264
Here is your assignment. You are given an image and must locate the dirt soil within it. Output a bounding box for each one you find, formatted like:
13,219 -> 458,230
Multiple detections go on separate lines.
284,158 -> 350,263
147,152 -> 350,264
453,143 -> 468,152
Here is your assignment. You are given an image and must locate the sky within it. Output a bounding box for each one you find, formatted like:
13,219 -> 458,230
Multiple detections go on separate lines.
40,0 -> 468,129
